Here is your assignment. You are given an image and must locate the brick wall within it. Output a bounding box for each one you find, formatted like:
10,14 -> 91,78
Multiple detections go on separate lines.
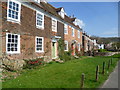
82,35 -> 94,52
64,25 -> 82,53
2,2 -> 52,60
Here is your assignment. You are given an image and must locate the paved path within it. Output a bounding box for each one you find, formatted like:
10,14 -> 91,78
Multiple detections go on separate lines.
101,61 -> 119,88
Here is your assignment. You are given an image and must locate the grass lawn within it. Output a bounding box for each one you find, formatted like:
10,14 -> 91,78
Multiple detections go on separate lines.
2,56 -> 119,88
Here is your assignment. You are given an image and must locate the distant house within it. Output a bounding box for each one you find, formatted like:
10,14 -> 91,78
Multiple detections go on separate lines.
98,44 -> 104,49
82,32 -> 95,52
0,0 -> 82,61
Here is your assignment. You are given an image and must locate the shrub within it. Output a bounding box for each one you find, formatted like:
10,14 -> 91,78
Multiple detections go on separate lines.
61,51 -> 73,61
58,39 -> 75,62
23,58 -> 45,69
111,54 -> 120,58
98,49 -> 110,52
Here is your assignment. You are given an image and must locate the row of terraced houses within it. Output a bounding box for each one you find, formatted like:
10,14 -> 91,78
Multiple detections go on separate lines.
0,0 -> 98,62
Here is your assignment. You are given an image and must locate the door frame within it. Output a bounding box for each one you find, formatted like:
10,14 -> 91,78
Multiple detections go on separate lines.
51,42 -> 57,59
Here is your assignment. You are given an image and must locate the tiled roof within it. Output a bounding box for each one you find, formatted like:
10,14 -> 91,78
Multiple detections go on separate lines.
64,15 -> 80,29
56,7 -> 63,12
32,2 -> 81,30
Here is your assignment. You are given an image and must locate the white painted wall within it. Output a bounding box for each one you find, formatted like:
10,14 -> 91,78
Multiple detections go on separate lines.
98,44 -> 104,49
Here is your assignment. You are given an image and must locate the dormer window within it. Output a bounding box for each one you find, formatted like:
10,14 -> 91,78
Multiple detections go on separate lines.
34,0 -> 40,3
57,8 -> 65,19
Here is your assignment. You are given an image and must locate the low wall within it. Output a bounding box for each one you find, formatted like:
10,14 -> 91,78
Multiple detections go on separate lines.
94,52 -> 119,56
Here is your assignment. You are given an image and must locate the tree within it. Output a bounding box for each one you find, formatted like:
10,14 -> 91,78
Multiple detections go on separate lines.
112,42 -> 120,51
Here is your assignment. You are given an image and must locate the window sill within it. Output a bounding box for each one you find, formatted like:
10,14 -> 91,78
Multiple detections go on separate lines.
7,19 -> 20,24
64,33 -> 68,35
36,26 -> 44,30
36,51 -> 44,53
64,50 -> 68,51
52,30 -> 57,32
6,52 -> 20,55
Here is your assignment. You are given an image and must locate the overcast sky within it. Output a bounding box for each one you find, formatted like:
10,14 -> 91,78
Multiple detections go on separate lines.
50,2 -> 118,37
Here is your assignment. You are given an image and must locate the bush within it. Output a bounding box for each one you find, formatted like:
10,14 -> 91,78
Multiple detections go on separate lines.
23,58 -> 45,69
58,50 -> 72,62
98,49 -> 110,52
111,54 -> 120,58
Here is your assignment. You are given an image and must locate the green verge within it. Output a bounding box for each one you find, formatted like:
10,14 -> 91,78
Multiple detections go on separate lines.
2,56 -> 119,88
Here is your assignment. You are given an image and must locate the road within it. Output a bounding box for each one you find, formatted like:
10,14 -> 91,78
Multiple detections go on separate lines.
100,60 -> 119,89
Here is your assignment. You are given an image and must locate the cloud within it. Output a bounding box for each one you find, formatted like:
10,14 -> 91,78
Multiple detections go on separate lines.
102,31 -> 117,35
78,20 -> 85,28
74,19 -> 85,28
101,28 -> 118,37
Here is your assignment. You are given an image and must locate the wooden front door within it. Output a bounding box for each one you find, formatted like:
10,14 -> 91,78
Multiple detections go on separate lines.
52,42 -> 57,59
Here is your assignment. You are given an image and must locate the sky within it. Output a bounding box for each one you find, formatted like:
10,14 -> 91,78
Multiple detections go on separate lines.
50,2 -> 118,37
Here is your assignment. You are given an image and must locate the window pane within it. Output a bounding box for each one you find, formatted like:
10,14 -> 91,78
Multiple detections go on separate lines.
16,4 -> 19,8
15,44 -> 17,47
13,2 -> 15,6
8,39 -> 11,42
9,14 -> 11,17
13,6 -> 15,10
15,16 -> 18,19
9,10 -> 12,13
15,48 -> 17,51
16,8 -> 19,11
7,44 -> 10,47
16,12 -> 18,16
8,34 -> 11,38
9,1 -> 12,5
12,15 -> 14,18
11,48 -> 14,51
7,48 -> 10,51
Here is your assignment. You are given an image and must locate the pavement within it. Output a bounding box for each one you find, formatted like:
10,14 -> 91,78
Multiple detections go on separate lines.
100,60 -> 119,89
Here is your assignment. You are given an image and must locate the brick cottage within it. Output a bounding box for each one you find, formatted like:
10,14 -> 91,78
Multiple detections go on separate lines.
0,0 -> 84,62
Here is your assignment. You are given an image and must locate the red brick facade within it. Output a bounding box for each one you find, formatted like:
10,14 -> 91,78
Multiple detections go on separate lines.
1,1 -> 93,61
64,25 -> 82,55
2,2 -> 52,61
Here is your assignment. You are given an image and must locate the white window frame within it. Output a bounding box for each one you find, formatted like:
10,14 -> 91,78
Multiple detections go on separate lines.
7,0 -> 21,23
78,43 -> 80,51
6,33 -> 20,54
64,41 -> 68,51
78,30 -> 80,38
36,11 -> 44,29
35,36 -> 44,53
72,27 -> 75,37
64,24 -> 68,34
52,18 -> 57,32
